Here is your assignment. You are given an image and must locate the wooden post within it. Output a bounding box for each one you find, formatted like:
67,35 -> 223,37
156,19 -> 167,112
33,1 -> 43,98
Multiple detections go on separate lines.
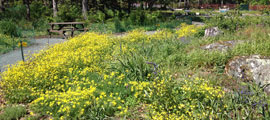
20,40 -> 25,61
12,37 -> 15,50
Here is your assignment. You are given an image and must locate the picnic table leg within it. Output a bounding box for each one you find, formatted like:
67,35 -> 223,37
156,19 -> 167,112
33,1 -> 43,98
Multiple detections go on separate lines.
71,30 -> 74,37
63,31 -> 67,39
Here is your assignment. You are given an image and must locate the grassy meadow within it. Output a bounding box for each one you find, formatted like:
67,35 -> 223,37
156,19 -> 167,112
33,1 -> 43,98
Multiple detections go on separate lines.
1,10 -> 270,119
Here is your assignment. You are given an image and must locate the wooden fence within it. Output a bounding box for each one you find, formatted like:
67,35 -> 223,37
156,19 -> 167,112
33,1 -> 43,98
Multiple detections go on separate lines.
249,5 -> 270,10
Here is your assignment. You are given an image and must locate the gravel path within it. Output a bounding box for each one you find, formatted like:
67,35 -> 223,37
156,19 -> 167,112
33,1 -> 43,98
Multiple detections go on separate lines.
0,38 -> 65,72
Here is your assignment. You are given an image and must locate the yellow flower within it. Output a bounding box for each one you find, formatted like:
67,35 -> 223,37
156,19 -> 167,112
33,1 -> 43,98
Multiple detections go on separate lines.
18,41 -> 28,47
30,111 -> 34,115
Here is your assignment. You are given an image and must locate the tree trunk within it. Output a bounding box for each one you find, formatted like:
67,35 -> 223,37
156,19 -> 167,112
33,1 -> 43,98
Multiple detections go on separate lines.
23,0 -> 31,20
178,0 -> 181,8
184,0 -> 186,9
0,0 -> 3,12
198,0 -> 200,8
221,0 -> 224,6
187,0 -> 189,8
127,1 -> 131,13
53,0 -> 58,18
148,0 -> 155,10
140,1 -> 144,9
82,0 -> 88,20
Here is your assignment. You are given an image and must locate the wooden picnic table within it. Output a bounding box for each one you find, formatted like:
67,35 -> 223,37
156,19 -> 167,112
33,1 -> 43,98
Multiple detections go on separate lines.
48,22 -> 88,39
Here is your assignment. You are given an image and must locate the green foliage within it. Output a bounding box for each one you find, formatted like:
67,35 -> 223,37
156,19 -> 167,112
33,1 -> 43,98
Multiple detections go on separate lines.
0,105 -> 27,120
0,21 -> 21,37
57,4 -> 81,22
113,52 -> 154,82
30,1 -> 51,21
207,14 -> 270,32
87,10 -> 106,23
0,5 -> 26,21
0,34 -> 18,54
114,17 -> 125,33
249,0 -> 270,5
218,83 -> 270,119
129,10 -> 146,26
32,18 -> 49,31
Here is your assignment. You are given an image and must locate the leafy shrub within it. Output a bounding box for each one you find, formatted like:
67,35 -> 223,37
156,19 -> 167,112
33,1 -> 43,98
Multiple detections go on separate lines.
30,1 -> 51,21
57,4 -> 81,22
129,10 -> 147,26
123,18 -> 132,30
114,17 -> 125,33
32,18 -> 49,31
87,10 -> 106,23
0,21 -> 21,37
207,15 -> 270,32
145,11 -> 163,25
0,34 -> 20,54
0,5 -> 26,21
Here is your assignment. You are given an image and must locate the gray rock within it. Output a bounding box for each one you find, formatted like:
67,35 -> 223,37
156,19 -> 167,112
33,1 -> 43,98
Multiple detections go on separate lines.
204,27 -> 223,37
201,40 -> 243,52
192,21 -> 205,26
225,55 -> 270,92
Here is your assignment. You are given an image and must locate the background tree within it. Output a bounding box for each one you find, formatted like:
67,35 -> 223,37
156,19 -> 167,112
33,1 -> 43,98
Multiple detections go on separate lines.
23,0 -> 30,20
0,0 -> 4,12
53,0 -> 58,18
82,0 -> 88,20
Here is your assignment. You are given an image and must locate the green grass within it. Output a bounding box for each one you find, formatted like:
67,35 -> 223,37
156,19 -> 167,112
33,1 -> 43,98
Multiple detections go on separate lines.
0,105 -> 27,120
87,19 -> 190,34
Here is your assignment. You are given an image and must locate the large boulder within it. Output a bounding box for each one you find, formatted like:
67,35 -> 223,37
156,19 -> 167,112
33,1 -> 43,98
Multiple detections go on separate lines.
201,40 -> 243,52
225,55 -> 270,92
204,27 -> 223,37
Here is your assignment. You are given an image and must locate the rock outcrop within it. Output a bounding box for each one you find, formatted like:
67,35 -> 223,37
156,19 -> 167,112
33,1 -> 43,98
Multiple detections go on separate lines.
225,55 -> 270,92
201,40 -> 243,52
204,27 -> 223,37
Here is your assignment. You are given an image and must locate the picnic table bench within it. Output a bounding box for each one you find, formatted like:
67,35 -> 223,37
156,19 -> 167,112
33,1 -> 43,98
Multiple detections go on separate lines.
48,22 -> 88,39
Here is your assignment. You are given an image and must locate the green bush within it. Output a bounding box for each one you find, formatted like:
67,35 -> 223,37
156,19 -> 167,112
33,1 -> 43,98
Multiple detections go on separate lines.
207,14 -> 270,32
114,17 -> 125,33
0,5 -> 26,21
57,4 -> 81,22
87,10 -> 106,23
30,1 -> 51,21
0,21 -> 21,37
129,10 -> 147,26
